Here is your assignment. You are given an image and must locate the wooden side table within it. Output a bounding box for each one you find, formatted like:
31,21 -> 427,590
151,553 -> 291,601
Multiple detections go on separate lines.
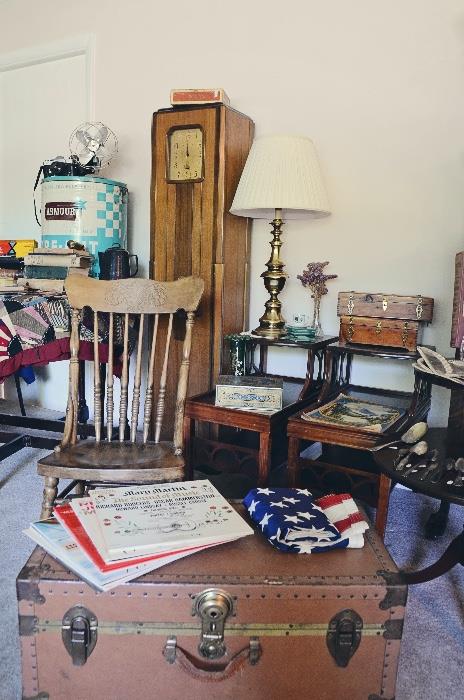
286,343 -> 432,537
184,335 -> 337,486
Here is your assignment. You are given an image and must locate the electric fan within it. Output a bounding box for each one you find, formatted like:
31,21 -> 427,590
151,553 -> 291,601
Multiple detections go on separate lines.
69,122 -> 118,171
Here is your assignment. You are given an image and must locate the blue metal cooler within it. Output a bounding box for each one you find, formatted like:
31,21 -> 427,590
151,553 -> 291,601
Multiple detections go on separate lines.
41,176 -> 128,277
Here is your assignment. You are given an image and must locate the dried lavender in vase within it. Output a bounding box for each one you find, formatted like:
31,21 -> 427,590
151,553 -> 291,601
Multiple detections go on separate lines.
297,261 -> 338,336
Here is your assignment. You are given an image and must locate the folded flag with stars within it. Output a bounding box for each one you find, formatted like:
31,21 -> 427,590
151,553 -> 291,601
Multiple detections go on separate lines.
243,488 -> 368,553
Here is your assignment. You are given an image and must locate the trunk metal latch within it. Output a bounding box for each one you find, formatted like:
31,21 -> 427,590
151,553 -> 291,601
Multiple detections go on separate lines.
62,605 -> 98,666
193,588 -> 234,660
326,608 -> 363,667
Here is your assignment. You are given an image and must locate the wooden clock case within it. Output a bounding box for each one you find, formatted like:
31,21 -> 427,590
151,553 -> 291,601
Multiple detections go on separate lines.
150,103 -> 254,432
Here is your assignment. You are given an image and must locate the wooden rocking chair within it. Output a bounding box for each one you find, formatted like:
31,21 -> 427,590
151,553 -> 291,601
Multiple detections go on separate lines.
37,274 -> 204,519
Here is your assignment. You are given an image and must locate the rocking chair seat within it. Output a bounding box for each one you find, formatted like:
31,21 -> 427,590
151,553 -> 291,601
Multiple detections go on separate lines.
37,440 -> 184,483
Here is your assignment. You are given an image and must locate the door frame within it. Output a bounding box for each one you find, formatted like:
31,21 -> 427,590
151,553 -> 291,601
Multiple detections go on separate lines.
0,33 -> 95,119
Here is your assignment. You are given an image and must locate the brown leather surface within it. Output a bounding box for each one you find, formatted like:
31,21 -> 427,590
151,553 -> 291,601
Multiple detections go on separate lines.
19,511 -> 404,699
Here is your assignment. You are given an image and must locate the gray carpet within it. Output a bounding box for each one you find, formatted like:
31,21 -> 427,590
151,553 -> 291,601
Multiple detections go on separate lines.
0,440 -> 463,699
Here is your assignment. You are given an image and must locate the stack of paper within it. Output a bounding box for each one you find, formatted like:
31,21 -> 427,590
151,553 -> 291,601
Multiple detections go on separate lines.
25,480 -> 253,591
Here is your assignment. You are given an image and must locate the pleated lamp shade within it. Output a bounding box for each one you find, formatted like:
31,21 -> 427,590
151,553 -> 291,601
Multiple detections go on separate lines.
230,134 -> 330,220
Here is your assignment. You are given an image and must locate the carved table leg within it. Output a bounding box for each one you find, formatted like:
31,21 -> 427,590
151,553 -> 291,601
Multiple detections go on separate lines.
425,499 -> 451,540
258,432 -> 272,487
374,473 -> 391,540
287,437 -> 301,488
401,528 -> 464,584
40,476 -> 59,520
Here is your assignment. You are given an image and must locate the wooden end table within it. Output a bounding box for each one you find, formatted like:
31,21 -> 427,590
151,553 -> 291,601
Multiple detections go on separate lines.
183,335 -> 337,486
286,343 -> 432,537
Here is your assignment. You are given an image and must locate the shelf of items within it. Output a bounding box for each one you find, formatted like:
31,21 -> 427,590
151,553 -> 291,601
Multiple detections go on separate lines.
184,335 -> 338,488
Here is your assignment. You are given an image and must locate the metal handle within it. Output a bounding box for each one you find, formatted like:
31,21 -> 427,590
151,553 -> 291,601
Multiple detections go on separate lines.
62,605 -> 98,666
163,636 -> 261,681
130,254 -> 139,277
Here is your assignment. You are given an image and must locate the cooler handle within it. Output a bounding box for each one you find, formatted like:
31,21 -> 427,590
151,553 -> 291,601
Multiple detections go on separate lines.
163,636 -> 261,682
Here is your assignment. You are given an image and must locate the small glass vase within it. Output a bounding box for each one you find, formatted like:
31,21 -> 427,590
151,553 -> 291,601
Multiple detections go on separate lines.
311,294 -> 323,337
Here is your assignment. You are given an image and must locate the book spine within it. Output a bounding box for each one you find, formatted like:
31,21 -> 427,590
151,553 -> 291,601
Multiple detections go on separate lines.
170,88 -> 230,105
24,279 -> 64,292
451,252 -> 464,348
24,254 -> 90,268
24,265 -> 68,280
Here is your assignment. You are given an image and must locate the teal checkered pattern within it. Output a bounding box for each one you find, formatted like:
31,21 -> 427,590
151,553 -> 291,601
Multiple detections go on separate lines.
96,184 -> 126,239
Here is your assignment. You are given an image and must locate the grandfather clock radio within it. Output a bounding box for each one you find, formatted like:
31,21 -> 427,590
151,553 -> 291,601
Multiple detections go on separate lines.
150,103 -> 254,430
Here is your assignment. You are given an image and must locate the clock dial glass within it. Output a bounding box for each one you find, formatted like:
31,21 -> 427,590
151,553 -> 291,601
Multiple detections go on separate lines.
167,127 -> 204,182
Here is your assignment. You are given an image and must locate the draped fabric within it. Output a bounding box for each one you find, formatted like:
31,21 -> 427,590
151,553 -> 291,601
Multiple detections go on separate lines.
0,292 -> 136,381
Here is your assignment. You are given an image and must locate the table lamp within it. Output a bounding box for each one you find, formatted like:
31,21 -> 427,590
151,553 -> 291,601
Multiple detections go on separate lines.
230,134 -> 330,339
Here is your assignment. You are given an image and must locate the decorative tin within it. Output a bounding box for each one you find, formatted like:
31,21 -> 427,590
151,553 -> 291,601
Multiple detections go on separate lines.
41,176 -> 128,277
215,376 -> 283,411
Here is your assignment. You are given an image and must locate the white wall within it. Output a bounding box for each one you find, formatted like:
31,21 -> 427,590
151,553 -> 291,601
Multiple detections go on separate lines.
0,0 -> 463,424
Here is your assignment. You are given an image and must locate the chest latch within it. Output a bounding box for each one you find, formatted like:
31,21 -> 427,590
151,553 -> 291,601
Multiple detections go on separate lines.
193,588 -> 234,660
326,608 -> 363,667
62,605 -> 98,666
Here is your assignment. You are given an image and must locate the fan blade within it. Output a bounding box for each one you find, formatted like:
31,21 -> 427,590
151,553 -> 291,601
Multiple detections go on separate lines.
96,125 -> 109,143
78,148 -> 96,166
74,129 -> 91,147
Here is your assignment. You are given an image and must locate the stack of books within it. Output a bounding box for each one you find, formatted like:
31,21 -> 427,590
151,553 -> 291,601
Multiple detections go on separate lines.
25,480 -> 253,591
23,248 -> 92,292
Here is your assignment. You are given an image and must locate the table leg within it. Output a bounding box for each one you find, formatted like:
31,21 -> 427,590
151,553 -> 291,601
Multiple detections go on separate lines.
287,437 -> 301,488
183,414 -> 195,480
299,350 -> 316,400
425,500 -> 450,540
400,528 -> 464,584
258,432 -> 272,487
375,473 -> 391,539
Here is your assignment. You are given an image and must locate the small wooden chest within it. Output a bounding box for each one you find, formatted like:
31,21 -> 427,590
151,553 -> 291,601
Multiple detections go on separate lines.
18,514 -> 406,700
339,315 -> 422,351
337,291 -> 434,322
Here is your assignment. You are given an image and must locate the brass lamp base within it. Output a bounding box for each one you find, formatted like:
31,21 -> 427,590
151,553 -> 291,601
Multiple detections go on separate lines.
253,209 -> 288,339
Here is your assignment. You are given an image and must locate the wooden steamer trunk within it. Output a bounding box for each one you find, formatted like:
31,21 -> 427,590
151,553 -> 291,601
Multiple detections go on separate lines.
18,519 -> 406,700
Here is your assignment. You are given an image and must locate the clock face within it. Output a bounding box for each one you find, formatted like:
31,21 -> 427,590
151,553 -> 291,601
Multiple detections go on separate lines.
167,127 -> 204,182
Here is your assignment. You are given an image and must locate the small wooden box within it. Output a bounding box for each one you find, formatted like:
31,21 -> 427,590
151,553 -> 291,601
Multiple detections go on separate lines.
339,315 -> 422,352
337,292 -> 433,322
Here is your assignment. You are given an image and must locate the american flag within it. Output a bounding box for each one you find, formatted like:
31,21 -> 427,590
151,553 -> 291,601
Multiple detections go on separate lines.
243,488 -> 368,553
